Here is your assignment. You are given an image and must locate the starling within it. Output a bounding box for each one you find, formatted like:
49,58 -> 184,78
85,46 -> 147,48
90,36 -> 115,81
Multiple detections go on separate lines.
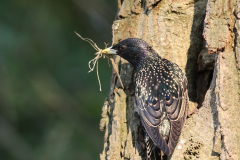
103,38 -> 188,158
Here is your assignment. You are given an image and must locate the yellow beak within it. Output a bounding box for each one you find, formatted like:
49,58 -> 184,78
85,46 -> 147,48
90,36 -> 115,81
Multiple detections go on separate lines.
102,47 -> 117,55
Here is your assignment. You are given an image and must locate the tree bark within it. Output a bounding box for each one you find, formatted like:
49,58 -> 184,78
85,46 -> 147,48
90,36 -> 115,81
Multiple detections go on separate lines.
99,0 -> 240,159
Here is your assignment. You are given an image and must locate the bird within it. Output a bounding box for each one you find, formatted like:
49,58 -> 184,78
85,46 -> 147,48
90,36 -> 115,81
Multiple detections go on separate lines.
102,38 -> 188,159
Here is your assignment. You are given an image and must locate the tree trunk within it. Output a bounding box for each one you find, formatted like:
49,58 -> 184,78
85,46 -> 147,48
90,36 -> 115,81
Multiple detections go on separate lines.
99,0 -> 240,159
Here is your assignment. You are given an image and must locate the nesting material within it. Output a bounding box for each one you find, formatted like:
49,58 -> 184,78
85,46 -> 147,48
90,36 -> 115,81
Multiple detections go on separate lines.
75,32 -> 124,91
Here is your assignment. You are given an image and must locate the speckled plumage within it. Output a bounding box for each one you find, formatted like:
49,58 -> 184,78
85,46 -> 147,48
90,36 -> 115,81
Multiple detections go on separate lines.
110,38 -> 188,158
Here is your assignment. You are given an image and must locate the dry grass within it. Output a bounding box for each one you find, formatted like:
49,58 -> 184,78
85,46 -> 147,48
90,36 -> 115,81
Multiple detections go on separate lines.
75,32 -> 124,91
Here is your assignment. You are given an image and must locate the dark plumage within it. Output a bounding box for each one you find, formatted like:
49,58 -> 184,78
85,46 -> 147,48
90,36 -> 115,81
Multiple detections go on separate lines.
104,38 -> 188,158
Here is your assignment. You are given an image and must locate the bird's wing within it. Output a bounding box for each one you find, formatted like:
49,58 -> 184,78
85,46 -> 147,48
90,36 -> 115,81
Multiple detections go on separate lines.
165,66 -> 188,154
136,81 -> 170,155
135,59 -> 188,156
162,60 -> 188,154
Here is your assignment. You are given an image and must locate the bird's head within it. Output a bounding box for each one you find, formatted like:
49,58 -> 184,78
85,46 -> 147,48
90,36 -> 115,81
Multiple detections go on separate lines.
102,38 -> 157,69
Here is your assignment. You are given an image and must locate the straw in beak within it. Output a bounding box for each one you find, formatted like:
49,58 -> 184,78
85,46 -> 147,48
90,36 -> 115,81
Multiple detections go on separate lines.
101,47 -> 117,55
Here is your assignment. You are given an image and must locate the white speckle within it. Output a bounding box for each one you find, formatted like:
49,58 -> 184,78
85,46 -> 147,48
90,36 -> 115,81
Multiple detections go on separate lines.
177,145 -> 182,150
180,139 -> 186,144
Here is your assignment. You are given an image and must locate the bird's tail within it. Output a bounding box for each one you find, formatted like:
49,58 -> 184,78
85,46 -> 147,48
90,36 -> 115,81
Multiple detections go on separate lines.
145,133 -> 168,160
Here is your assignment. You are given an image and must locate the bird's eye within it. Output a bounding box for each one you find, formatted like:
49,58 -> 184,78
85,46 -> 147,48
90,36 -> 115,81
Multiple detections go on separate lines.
120,45 -> 127,50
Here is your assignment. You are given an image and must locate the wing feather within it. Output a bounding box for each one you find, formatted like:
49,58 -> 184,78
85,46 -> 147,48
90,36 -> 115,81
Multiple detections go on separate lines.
135,58 -> 188,156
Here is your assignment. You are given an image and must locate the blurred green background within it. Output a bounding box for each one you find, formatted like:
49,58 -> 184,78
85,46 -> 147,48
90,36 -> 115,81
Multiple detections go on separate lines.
0,0 -> 117,160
